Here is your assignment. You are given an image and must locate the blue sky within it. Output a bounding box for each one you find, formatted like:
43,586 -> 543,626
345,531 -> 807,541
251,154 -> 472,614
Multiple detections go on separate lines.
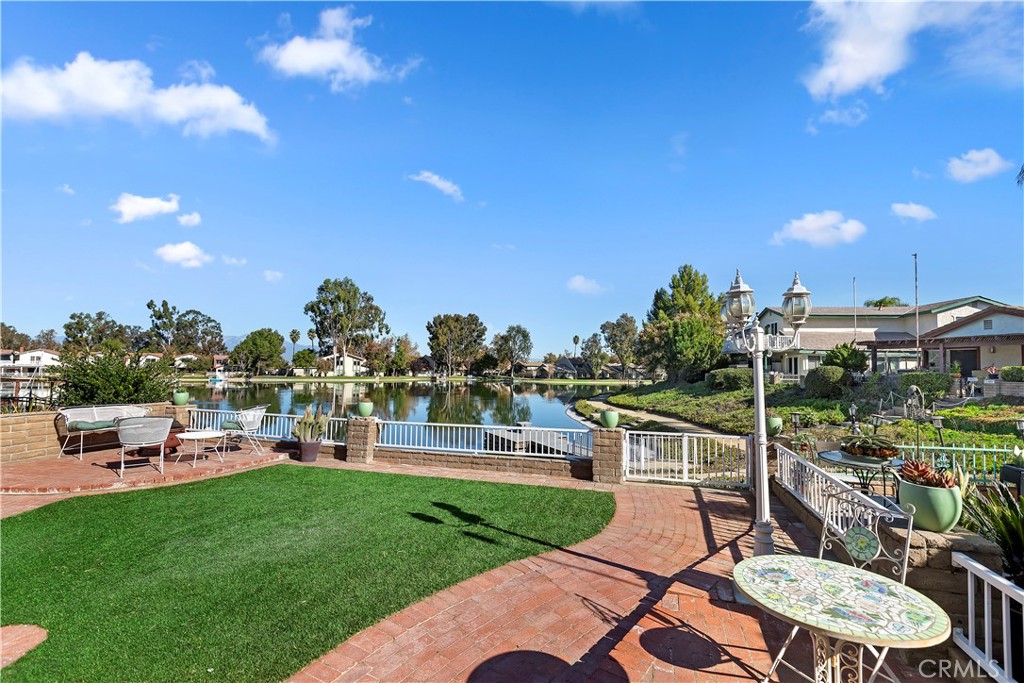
3,1 -> 1022,358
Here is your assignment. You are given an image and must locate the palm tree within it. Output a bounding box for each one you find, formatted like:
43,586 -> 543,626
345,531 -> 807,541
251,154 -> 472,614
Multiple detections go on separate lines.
289,329 -> 300,361
572,335 -> 580,359
1017,164 -> 1023,187
864,296 -> 907,308
307,329 -> 316,355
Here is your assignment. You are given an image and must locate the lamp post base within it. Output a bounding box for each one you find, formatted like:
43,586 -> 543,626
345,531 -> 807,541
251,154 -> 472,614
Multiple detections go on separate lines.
753,520 -> 776,556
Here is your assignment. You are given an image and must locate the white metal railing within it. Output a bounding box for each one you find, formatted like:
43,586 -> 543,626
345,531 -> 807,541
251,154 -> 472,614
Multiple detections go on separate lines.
779,373 -> 801,384
624,431 -> 750,487
896,443 -> 1016,481
375,421 -> 593,459
952,551 -> 1024,682
775,445 -> 885,522
187,408 -> 348,444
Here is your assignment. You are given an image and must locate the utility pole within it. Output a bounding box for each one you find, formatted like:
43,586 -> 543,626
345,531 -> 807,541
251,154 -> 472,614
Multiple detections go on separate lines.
853,276 -> 858,343
913,253 -> 920,369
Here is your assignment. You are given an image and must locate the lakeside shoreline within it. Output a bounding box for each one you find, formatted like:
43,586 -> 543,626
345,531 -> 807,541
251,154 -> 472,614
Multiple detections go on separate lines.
180,375 -> 640,387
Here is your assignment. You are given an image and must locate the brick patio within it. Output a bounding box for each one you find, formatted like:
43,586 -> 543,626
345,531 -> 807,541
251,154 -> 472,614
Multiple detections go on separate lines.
1,453 -> 933,681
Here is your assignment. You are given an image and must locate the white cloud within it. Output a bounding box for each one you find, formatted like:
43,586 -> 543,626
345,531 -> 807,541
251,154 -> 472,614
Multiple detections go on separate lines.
222,255 -> 247,266
801,2 -> 1018,100
912,167 -> 932,180
259,7 -> 422,93
177,211 -> 202,227
402,96 -> 414,105
818,101 -> 868,127
56,183 -> 75,195
491,243 -> 516,251
2,52 -> 272,142
408,170 -> 463,202
154,241 -> 213,268
567,275 -> 604,295
770,210 -> 866,247
110,192 -> 180,223
946,148 -> 1013,183
263,269 -> 284,283
891,202 -> 938,222
670,132 -> 688,157
179,59 -> 216,83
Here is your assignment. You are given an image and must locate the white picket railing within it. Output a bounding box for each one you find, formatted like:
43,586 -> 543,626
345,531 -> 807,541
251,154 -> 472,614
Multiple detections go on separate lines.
775,445 -> 885,521
896,443 -> 1016,481
624,431 -> 750,487
952,551 -> 1024,682
187,408 -> 348,444
375,421 -> 593,459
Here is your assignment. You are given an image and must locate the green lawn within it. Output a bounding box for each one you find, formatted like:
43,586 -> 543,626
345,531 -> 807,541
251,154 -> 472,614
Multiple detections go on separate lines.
1,466 -> 615,682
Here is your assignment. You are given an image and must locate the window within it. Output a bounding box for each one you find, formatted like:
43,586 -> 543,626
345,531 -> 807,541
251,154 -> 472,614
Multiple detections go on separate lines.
983,319 -> 993,330
765,323 -> 778,335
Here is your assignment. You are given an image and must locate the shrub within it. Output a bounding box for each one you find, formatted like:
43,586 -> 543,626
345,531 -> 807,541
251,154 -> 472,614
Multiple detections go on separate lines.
823,342 -> 869,373
58,351 -> 174,405
705,368 -> 753,391
898,372 -> 953,403
1000,366 -> 1024,383
805,366 -> 845,399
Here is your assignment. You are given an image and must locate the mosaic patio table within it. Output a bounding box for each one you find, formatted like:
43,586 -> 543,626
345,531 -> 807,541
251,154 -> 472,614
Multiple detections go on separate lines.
818,450 -> 903,498
734,555 -> 950,683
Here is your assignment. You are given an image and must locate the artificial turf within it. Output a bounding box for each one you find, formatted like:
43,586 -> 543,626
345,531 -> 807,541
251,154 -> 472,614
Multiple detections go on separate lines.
1,465 -> 615,682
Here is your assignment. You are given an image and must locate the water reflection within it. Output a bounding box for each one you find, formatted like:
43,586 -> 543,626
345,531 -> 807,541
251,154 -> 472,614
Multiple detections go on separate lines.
189,381 -> 616,430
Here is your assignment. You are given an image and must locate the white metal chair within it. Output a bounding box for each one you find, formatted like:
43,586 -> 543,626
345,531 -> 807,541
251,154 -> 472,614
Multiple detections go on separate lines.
764,488 -> 914,683
114,416 -> 173,478
221,404 -> 268,454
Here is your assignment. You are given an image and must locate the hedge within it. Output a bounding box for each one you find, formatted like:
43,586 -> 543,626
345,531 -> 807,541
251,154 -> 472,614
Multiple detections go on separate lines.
705,368 -> 753,391
897,372 -> 953,403
1000,366 -> 1024,382
805,366 -> 845,399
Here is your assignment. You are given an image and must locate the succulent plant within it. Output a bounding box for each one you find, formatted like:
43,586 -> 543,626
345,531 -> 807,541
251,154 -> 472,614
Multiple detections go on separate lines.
292,405 -> 328,443
841,435 -> 898,458
899,459 -> 958,489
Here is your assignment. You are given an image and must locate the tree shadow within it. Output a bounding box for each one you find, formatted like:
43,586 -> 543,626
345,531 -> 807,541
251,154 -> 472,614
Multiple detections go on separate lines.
467,650 -> 627,683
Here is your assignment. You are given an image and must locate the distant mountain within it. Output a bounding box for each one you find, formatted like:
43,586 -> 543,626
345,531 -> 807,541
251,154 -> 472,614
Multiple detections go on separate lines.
223,336 -> 244,352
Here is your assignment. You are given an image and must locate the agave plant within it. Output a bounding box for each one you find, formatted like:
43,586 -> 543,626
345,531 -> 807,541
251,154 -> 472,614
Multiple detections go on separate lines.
962,482 -> 1024,587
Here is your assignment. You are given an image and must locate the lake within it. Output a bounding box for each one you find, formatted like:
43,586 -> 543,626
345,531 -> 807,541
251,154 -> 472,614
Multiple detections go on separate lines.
186,381 -> 621,430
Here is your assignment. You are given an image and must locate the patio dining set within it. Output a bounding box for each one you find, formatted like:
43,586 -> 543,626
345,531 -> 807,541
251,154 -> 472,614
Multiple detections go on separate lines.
57,404 -> 270,477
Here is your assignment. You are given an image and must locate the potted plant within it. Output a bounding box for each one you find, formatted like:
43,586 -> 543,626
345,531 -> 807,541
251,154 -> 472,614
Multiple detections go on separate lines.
765,416 -> 784,437
950,361 -> 962,379
356,400 -> 374,417
839,434 -> 899,461
292,405 -> 328,462
172,387 -> 190,406
791,433 -> 816,455
600,410 -> 619,428
896,459 -> 965,533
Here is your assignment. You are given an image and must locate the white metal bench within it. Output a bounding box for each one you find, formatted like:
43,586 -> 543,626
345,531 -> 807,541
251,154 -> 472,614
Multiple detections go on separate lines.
57,405 -> 151,459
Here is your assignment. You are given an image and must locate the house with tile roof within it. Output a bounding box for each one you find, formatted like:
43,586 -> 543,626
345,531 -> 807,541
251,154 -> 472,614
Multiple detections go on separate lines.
757,296 -> 1009,378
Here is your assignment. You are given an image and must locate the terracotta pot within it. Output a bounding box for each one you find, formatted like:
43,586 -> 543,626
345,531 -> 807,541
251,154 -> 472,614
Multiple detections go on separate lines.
298,441 -> 321,463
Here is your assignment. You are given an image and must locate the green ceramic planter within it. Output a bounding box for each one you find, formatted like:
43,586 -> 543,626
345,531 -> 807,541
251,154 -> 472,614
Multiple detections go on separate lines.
172,390 -> 190,406
765,417 -> 784,437
356,401 -> 374,417
898,479 -> 963,533
600,410 -> 619,429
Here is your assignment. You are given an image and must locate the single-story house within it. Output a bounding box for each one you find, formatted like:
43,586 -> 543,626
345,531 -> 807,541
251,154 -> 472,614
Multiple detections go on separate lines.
317,352 -> 368,377
513,361 -> 547,378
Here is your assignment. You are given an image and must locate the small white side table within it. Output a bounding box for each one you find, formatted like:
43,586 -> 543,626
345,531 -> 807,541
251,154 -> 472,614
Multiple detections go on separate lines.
176,430 -> 227,467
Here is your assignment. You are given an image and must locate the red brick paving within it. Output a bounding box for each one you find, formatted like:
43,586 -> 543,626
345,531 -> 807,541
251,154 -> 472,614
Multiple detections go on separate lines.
0,453 -> 934,681
0,625 -> 47,668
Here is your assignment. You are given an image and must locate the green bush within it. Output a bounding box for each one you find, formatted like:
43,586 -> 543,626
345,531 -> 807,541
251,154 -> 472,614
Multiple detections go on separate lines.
898,372 -> 953,403
1000,366 -> 1024,382
823,342 -> 869,372
705,368 -> 753,391
58,351 -> 174,405
805,366 -> 845,399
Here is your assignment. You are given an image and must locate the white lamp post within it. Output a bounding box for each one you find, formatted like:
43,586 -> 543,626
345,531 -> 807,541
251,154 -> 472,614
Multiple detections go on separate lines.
722,270 -> 811,556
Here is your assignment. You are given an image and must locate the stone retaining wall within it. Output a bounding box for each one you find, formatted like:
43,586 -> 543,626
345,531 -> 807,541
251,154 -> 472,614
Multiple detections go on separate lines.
983,379 -> 1024,398
1,402 -> 190,462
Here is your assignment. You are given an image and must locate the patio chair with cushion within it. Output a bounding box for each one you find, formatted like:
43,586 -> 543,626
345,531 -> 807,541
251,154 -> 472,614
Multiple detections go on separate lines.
764,488 -> 913,683
115,416 -> 173,478
221,404 -> 269,454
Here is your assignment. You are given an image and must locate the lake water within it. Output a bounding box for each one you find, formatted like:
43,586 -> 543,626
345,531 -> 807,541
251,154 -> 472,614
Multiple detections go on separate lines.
187,381 -> 620,430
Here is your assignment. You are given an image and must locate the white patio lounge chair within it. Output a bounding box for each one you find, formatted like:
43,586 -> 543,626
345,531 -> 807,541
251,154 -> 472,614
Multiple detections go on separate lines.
115,416 -> 173,478
764,488 -> 913,683
221,404 -> 269,454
